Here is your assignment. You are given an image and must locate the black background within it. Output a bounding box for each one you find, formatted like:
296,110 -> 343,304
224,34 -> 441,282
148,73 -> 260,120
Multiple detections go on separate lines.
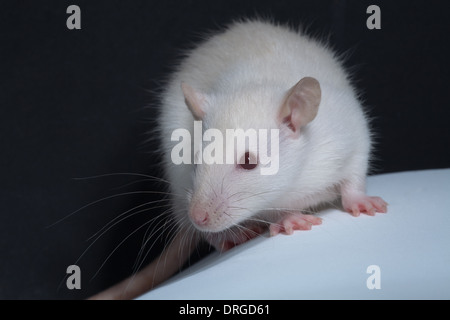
1,0 -> 449,299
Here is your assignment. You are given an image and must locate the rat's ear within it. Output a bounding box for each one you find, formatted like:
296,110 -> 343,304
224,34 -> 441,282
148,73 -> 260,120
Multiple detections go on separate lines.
181,82 -> 208,120
278,77 -> 321,138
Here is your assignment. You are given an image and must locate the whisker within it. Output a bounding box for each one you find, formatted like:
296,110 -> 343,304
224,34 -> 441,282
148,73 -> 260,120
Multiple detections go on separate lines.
221,174 -> 225,195
88,204 -> 171,246
72,207 -> 168,277
87,199 -> 171,241
90,217 -> 160,281
231,190 -> 284,203
47,190 -> 178,228
133,219 -> 158,272
129,221 -> 195,292
226,190 -> 256,201
231,188 -> 342,205
235,224 -> 261,239
110,178 -> 167,191
132,214 -> 177,276
205,179 -> 218,199
72,172 -> 171,185
132,208 -> 176,271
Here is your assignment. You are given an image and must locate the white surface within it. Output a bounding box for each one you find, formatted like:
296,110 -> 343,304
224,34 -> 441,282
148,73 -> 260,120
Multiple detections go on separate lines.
139,169 -> 450,299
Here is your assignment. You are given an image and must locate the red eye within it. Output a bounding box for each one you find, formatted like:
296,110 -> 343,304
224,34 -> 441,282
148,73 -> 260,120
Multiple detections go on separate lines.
238,152 -> 258,170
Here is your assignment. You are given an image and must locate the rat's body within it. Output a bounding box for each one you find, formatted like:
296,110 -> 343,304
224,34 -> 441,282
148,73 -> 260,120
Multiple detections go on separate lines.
160,20 -> 386,249
91,20 -> 387,299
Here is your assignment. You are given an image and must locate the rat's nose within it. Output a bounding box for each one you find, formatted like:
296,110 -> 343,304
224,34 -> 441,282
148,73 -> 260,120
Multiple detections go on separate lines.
189,204 -> 209,227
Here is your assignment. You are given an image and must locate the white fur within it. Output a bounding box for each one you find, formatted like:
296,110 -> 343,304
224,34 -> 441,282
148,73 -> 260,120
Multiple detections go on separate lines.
159,20 -> 371,235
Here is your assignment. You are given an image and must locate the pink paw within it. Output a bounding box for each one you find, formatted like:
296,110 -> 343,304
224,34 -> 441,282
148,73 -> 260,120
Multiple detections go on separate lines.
343,195 -> 388,217
269,213 -> 322,236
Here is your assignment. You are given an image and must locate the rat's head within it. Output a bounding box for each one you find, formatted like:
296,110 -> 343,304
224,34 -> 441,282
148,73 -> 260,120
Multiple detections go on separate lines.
180,77 -> 321,234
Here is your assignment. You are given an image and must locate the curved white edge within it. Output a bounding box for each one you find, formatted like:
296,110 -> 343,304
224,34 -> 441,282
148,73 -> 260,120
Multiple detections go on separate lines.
138,169 -> 450,300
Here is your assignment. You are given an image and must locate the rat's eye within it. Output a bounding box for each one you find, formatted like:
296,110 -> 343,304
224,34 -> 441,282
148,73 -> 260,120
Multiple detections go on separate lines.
238,152 -> 258,170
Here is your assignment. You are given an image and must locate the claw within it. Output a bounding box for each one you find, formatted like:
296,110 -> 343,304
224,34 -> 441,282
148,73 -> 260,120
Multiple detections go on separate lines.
344,195 -> 388,216
270,213 -> 322,236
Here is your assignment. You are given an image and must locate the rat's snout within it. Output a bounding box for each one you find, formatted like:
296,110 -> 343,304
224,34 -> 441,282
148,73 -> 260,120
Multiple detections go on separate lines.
189,203 -> 210,227
188,195 -> 231,232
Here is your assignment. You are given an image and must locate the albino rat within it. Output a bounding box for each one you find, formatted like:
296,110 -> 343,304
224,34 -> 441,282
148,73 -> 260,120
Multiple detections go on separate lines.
90,20 -> 387,300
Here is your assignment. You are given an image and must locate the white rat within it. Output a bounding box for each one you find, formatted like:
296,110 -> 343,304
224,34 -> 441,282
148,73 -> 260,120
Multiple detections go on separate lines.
90,20 -> 387,299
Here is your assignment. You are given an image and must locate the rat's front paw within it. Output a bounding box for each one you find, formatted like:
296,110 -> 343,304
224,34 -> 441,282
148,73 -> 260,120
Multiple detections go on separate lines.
342,194 -> 388,217
269,212 -> 322,236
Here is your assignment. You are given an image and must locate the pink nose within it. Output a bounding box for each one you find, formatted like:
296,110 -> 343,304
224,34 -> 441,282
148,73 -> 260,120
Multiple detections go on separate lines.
189,204 -> 209,227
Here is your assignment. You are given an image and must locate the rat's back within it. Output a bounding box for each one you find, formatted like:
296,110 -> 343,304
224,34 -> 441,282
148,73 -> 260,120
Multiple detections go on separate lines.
176,20 -> 348,92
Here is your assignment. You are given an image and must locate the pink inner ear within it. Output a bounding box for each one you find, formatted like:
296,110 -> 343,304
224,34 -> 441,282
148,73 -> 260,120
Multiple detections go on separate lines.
283,113 -> 297,133
289,95 -> 304,128
283,115 -> 296,132
279,77 -> 321,137
282,96 -> 304,135
181,83 -> 206,120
